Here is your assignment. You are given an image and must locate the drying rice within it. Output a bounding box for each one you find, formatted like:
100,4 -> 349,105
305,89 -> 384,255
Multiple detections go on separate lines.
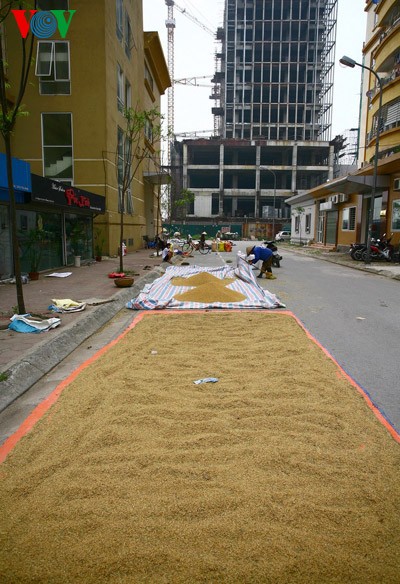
171,272 -> 245,303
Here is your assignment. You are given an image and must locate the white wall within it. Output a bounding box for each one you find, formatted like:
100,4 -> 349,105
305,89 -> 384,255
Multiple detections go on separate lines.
290,202 -> 315,245
194,193 -> 211,216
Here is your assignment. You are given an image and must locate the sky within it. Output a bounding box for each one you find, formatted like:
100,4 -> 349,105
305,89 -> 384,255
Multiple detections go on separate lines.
143,0 -> 367,144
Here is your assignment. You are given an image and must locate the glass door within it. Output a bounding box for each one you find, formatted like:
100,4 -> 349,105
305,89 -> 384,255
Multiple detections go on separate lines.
65,213 -> 93,265
317,211 -> 325,243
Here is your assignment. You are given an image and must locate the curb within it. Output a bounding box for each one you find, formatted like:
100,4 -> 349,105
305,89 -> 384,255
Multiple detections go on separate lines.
0,269 -> 163,414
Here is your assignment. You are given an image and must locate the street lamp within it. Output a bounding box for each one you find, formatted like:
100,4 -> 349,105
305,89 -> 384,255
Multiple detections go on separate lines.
339,55 -> 383,265
261,167 -> 277,239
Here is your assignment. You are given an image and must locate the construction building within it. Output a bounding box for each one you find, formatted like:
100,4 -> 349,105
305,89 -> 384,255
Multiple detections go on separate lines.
170,0 -> 338,238
1,0 -> 170,277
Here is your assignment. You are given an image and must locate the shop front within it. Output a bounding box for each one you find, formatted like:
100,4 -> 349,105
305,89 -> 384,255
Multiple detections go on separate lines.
0,160 -> 105,278
30,175 -> 105,270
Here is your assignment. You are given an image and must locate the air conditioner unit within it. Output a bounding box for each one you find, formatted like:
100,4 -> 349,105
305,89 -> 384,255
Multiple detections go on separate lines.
329,195 -> 339,204
394,178 -> 400,191
339,194 -> 349,202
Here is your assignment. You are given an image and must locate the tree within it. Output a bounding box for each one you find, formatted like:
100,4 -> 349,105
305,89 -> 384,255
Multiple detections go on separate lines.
166,187 -> 195,234
117,104 -> 165,272
174,188 -> 195,211
0,1 -> 37,314
292,206 -> 305,245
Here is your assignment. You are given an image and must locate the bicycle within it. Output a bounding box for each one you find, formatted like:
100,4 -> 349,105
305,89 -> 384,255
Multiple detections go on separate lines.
181,240 -> 211,255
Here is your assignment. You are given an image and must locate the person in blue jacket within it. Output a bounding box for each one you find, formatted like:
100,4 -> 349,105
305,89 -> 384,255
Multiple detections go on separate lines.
246,245 -> 276,279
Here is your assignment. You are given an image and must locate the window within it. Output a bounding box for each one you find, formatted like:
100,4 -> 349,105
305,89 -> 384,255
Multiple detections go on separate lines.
144,62 -> 154,93
144,118 -> 153,143
116,0 -> 123,41
36,41 -> 70,95
117,127 -> 124,212
212,194 -> 219,214
295,215 -> 300,232
383,97 -> 400,131
126,187 -> 133,214
117,127 -> 133,215
392,199 -> 400,231
42,113 -> 73,182
38,0 -> 68,8
117,63 -> 124,112
342,207 -> 356,231
124,11 -> 132,58
305,213 -> 311,233
125,79 -> 131,109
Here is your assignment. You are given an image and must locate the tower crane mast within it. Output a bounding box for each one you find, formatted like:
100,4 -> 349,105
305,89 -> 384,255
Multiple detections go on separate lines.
165,0 -> 176,169
165,0 -> 215,156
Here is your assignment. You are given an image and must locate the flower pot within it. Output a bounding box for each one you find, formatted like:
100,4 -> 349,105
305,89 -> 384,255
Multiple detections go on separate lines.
29,271 -> 39,281
114,277 -> 134,288
95,256 -> 102,262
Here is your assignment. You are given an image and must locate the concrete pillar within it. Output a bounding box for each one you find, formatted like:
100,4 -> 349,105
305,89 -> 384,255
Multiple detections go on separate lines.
183,143 -> 188,189
219,143 -> 224,215
291,143 -> 298,192
255,145 -> 260,217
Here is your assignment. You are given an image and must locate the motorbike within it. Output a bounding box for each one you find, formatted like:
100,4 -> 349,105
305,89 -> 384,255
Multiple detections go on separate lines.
362,234 -> 394,262
351,233 -> 394,262
263,240 -> 282,268
349,241 -> 368,261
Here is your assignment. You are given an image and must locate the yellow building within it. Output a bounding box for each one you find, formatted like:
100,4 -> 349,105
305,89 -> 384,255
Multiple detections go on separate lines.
356,0 -> 400,246
286,0 -> 400,251
1,0 -> 170,272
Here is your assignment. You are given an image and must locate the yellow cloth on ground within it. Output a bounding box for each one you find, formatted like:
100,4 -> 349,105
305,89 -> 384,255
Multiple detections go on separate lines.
51,299 -> 86,312
52,299 -> 83,308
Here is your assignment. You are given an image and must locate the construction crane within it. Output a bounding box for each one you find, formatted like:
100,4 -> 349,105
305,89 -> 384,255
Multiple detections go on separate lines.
173,4 -> 214,36
165,0 -> 215,164
175,129 -> 214,138
174,75 -> 214,87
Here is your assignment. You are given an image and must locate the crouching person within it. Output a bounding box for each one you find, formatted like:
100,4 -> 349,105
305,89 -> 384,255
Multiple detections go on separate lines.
246,245 -> 276,280
162,243 -> 173,263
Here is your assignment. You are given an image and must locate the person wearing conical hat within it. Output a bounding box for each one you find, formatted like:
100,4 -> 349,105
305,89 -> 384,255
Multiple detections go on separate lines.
246,245 -> 276,280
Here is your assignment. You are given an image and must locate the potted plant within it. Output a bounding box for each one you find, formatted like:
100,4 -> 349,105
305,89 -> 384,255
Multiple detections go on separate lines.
94,228 -> 105,262
70,225 -> 86,266
24,227 -> 46,280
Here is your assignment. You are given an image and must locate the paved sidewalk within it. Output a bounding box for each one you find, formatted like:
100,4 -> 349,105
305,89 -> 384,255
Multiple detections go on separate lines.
0,243 -> 399,414
285,245 -> 400,280
0,248 -> 168,411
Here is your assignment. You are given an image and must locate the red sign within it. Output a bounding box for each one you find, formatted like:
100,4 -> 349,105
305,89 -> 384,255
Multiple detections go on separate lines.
65,188 -> 90,209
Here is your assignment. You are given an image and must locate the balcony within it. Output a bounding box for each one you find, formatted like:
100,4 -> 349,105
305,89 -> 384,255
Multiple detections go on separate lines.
374,17 -> 400,71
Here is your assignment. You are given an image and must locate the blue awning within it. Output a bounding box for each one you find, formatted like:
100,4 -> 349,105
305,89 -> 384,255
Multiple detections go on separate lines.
0,153 -> 31,199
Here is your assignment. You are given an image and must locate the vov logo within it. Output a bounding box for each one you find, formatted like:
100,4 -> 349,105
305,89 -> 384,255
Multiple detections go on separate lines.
11,10 -> 76,39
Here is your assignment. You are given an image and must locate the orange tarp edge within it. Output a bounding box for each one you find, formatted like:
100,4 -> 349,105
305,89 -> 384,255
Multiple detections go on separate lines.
1,310 -> 398,464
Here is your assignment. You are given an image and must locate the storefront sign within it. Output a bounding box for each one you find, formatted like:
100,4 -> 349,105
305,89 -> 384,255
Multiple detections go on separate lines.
31,174 -> 105,213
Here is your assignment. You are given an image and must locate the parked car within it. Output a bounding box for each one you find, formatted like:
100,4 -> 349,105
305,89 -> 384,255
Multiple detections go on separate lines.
275,231 -> 291,241
220,232 -> 239,240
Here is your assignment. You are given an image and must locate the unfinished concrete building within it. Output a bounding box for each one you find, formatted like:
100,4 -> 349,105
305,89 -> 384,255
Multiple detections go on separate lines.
215,0 -> 337,141
171,0 -> 338,236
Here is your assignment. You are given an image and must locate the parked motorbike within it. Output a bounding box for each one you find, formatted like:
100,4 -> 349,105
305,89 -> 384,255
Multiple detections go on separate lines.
263,240 -> 282,268
349,241 -> 368,261
362,234 -> 394,262
351,233 -> 394,262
